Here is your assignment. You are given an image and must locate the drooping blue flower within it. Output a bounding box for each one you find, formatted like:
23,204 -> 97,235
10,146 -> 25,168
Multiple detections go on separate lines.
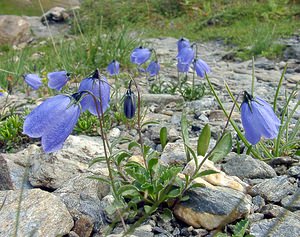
23,74 -> 42,90
23,94 -> 82,153
193,58 -> 211,78
107,60 -> 120,76
146,61 -> 160,77
177,46 -> 195,65
177,38 -> 190,52
177,46 -> 194,73
130,46 -> 152,65
241,91 -> 280,145
177,61 -> 190,73
78,69 -> 110,116
47,71 -> 70,91
124,89 -> 136,119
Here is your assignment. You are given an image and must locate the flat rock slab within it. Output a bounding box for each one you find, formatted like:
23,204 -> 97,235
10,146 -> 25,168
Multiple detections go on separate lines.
250,212 -> 300,237
54,173 -> 110,232
250,175 -> 297,202
0,155 -> 13,190
174,186 -> 251,230
222,153 -> 277,179
0,189 -> 73,237
4,135 -> 107,190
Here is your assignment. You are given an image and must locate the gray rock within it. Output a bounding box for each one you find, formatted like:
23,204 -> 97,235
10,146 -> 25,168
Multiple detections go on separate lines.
174,186 -> 251,230
0,15 -> 31,45
41,7 -> 69,24
250,176 -> 297,202
284,44 -> 300,60
252,195 -> 265,212
1,153 -> 33,190
250,212 -> 300,237
261,204 -> 288,218
281,191 -> 300,211
222,153 -> 277,179
0,189 -> 73,237
142,94 -> 184,105
54,173 -> 109,232
25,16 -> 70,38
287,166 -> 300,177
23,135 -> 106,190
72,215 -> 94,237
160,142 -> 186,166
0,155 -> 13,190
248,213 -> 264,223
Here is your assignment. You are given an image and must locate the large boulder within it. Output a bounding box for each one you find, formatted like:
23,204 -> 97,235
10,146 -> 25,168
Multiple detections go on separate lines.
0,189 -> 73,236
0,15 -> 31,45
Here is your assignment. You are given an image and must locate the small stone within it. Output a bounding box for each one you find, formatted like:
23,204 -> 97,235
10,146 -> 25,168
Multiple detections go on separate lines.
0,155 -> 13,190
287,166 -> 300,177
261,204 -> 287,218
248,213 -> 264,223
281,192 -> 300,211
192,228 -> 208,236
250,212 -> 300,237
174,186 -> 251,230
252,195 -> 265,212
73,215 -> 94,237
250,176 -> 296,202
222,153 -> 277,179
109,127 -> 121,139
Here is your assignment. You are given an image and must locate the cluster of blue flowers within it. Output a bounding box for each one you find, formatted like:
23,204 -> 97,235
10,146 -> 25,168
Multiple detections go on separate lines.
130,46 -> 160,77
23,69 -> 110,153
23,71 -> 70,91
21,38 -> 281,154
177,38 -> 211,77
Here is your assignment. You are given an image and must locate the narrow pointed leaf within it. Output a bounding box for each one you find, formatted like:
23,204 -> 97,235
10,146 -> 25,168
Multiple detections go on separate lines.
197,124 -> 211,156
160,127 -> 168,150
209,132 -> 232,163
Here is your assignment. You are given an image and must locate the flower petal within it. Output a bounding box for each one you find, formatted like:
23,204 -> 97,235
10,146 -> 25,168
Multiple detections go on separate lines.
241,101 -> 262,145
24,74 -> 42,90
23,95 -> 70,138
41,102 -> 80,153
48,71 -> 69,91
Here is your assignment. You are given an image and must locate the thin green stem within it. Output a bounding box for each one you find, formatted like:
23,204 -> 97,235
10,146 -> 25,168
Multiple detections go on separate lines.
273,64 -> 287,112
251,56 -> 255,96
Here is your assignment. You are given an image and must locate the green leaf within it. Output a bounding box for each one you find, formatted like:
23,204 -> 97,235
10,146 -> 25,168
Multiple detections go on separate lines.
233,219 -> 249,237
189,182 -> 206,189
209,132 -> 232,163
148,158 -> 158,172
89,156 -> 106,167
194,169 -> 219,178
181,113 -> 189,145
128,141 -> 141,150
167,188 -> 181,198
144,205 -> 152,213
160,127 -> 168,150
87,175 -> 110,184
180,195 -> 190,201
197,124 -> 211,156
117,184 -> 140,197
160,208 -> 173,222
142,120 -> 160,128
115,151 -> 131,166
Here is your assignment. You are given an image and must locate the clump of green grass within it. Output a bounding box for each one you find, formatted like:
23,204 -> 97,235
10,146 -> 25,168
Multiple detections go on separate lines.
0,114 -> 25,152
78,0 -> 300,60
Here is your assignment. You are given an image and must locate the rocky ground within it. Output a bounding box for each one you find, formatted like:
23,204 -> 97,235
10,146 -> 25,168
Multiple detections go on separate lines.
0,6 -> 300,237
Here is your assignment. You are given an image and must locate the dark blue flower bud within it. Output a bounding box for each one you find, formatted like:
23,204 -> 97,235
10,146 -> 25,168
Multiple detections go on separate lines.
124,89 -> 136,119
